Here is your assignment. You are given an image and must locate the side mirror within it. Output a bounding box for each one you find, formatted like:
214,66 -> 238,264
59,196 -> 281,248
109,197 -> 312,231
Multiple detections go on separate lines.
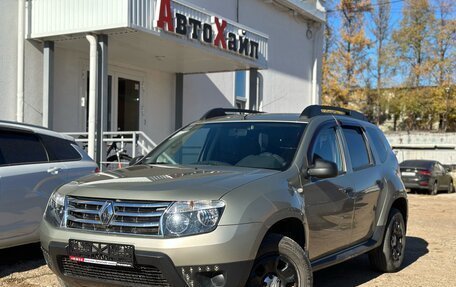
129,155 -> 144,166
307,158 -> 338,179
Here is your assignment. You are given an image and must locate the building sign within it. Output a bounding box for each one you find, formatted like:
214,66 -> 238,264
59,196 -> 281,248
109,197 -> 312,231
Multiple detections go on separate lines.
155,0 -> 259,60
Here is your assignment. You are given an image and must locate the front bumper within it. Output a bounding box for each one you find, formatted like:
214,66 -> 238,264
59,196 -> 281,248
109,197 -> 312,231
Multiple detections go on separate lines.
40,220 -> 262,287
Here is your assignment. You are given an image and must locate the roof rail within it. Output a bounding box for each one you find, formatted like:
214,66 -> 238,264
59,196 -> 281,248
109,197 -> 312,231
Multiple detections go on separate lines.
200,108 -> 264,120
300,105 -> 368,122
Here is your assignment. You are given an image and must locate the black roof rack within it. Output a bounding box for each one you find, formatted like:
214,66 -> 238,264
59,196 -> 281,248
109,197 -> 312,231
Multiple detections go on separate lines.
300,105 -> 368,122
200,108 -> 264,120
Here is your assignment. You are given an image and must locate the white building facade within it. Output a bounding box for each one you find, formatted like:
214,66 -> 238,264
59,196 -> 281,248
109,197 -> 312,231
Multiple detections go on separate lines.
0,0 -> 325,163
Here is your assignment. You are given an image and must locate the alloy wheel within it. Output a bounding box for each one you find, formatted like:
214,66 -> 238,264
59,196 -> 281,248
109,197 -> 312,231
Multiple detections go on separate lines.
390,217 -> 404,262
249,255 -> 298,287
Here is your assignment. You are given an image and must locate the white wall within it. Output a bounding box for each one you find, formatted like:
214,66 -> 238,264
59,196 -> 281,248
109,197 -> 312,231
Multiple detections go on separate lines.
141,70 -> 175,143
24,41 -> 44,124
0,0 -> 19,121
0,1 -> 45,125
183,73 -> 235,125
51,45 -> 176,144
394,149 -> 456,165
52,47 -> 85,132
183,0 -> 323,115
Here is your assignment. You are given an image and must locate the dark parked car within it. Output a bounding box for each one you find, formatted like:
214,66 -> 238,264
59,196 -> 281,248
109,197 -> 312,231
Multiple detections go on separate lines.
400,160 -> 454,195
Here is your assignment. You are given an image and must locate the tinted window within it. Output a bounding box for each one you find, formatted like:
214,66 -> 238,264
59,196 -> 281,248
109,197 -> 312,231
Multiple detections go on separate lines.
342,127 -> 371,170
0,131 -> 48,165
40,135 -> 82,161
366,127 -> 388,163
310,127 -> 344,172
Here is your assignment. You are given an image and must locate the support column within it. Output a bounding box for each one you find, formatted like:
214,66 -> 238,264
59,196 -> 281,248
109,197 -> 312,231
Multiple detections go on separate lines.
42,41 -> 54,128
86,35 -> 98,160
96,35 -> 108,166
249,68 -> 258,110
175,73 -> 183,130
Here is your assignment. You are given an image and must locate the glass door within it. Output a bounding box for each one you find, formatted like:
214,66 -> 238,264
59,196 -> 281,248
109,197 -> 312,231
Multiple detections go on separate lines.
117,77 -> 140,131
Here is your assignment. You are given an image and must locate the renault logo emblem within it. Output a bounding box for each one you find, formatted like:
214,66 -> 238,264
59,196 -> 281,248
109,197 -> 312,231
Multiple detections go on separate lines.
99,201 -> 115,226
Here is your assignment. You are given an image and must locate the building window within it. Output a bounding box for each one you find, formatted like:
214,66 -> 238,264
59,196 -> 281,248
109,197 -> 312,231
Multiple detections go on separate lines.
235,71 -> 247,109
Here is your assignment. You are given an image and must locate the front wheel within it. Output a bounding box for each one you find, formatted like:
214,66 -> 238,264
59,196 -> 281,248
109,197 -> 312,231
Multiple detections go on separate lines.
246,234 -> 312,287
369,208 -> 406,272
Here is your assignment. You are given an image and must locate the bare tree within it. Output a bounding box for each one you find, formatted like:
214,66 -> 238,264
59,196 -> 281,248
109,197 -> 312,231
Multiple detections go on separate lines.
392,0 -> 434,87
370,0 -> 391,124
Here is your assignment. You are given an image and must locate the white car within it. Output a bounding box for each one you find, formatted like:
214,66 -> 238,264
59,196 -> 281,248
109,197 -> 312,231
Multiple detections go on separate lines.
0,121 -> 97,249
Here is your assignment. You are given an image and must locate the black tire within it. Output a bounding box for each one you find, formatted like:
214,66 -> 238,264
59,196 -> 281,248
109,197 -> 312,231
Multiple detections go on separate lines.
429,181 -> 438,195
369,208 -> 406,273
246,234 -> 312,287
448,181 -> 454,194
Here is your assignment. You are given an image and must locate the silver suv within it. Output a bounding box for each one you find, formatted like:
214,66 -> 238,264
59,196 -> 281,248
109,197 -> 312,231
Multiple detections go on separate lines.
40,106 -> 408,287
0,121 -> 97,249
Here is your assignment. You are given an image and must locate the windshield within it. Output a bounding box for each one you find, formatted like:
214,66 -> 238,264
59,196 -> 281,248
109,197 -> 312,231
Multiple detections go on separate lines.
143,122 -> 306,171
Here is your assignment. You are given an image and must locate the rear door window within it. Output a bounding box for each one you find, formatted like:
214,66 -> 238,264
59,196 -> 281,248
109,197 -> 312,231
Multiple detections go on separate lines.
365,127 -> 388,163
39,135 -> 82,162
342,126 -> 371,170
0,131 -> 48,165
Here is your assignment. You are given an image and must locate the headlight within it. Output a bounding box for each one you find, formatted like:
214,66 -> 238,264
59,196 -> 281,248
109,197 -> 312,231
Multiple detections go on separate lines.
44,190 -> 66,227
162,200 -> 225,237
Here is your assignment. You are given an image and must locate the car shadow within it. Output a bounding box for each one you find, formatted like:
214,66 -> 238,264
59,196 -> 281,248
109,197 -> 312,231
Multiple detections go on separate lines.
0,243 -> 46,277
313,236 -> 429,286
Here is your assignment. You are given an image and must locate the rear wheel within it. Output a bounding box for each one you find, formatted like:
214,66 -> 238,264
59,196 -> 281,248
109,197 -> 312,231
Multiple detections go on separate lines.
448,181 -> 454,194
246,234 -> 312,287
369,208 -> 406,273
429,181 -> 438,195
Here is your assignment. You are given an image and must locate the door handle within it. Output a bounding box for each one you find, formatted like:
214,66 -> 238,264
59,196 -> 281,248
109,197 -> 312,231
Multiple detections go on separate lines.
47,167 -> 61,175
338,187 -> 353,194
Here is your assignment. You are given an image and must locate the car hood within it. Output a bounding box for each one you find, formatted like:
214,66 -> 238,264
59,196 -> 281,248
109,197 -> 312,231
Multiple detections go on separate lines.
58,164 -> 278,201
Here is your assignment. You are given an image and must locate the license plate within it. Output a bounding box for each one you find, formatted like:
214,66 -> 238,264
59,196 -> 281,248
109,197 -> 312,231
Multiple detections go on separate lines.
401,172 -> 415,176
68,240 -> 134,267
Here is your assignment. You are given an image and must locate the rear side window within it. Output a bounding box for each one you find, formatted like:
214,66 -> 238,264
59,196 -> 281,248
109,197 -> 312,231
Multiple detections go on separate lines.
40,135 -> 82,161
0,131 -> 48,165
342,127 -> 371,170
365,127 -> 388,163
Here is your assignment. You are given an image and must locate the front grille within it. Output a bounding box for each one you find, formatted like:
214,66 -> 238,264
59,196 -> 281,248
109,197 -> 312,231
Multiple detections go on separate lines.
65,197 -> 171,236
59,256 -> 171,287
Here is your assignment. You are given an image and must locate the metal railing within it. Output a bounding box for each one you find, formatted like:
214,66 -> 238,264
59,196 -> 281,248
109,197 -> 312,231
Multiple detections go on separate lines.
64,131 -> 158,170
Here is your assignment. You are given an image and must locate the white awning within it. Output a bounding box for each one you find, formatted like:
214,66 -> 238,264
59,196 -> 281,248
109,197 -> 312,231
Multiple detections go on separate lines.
27,0 -> 269,73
